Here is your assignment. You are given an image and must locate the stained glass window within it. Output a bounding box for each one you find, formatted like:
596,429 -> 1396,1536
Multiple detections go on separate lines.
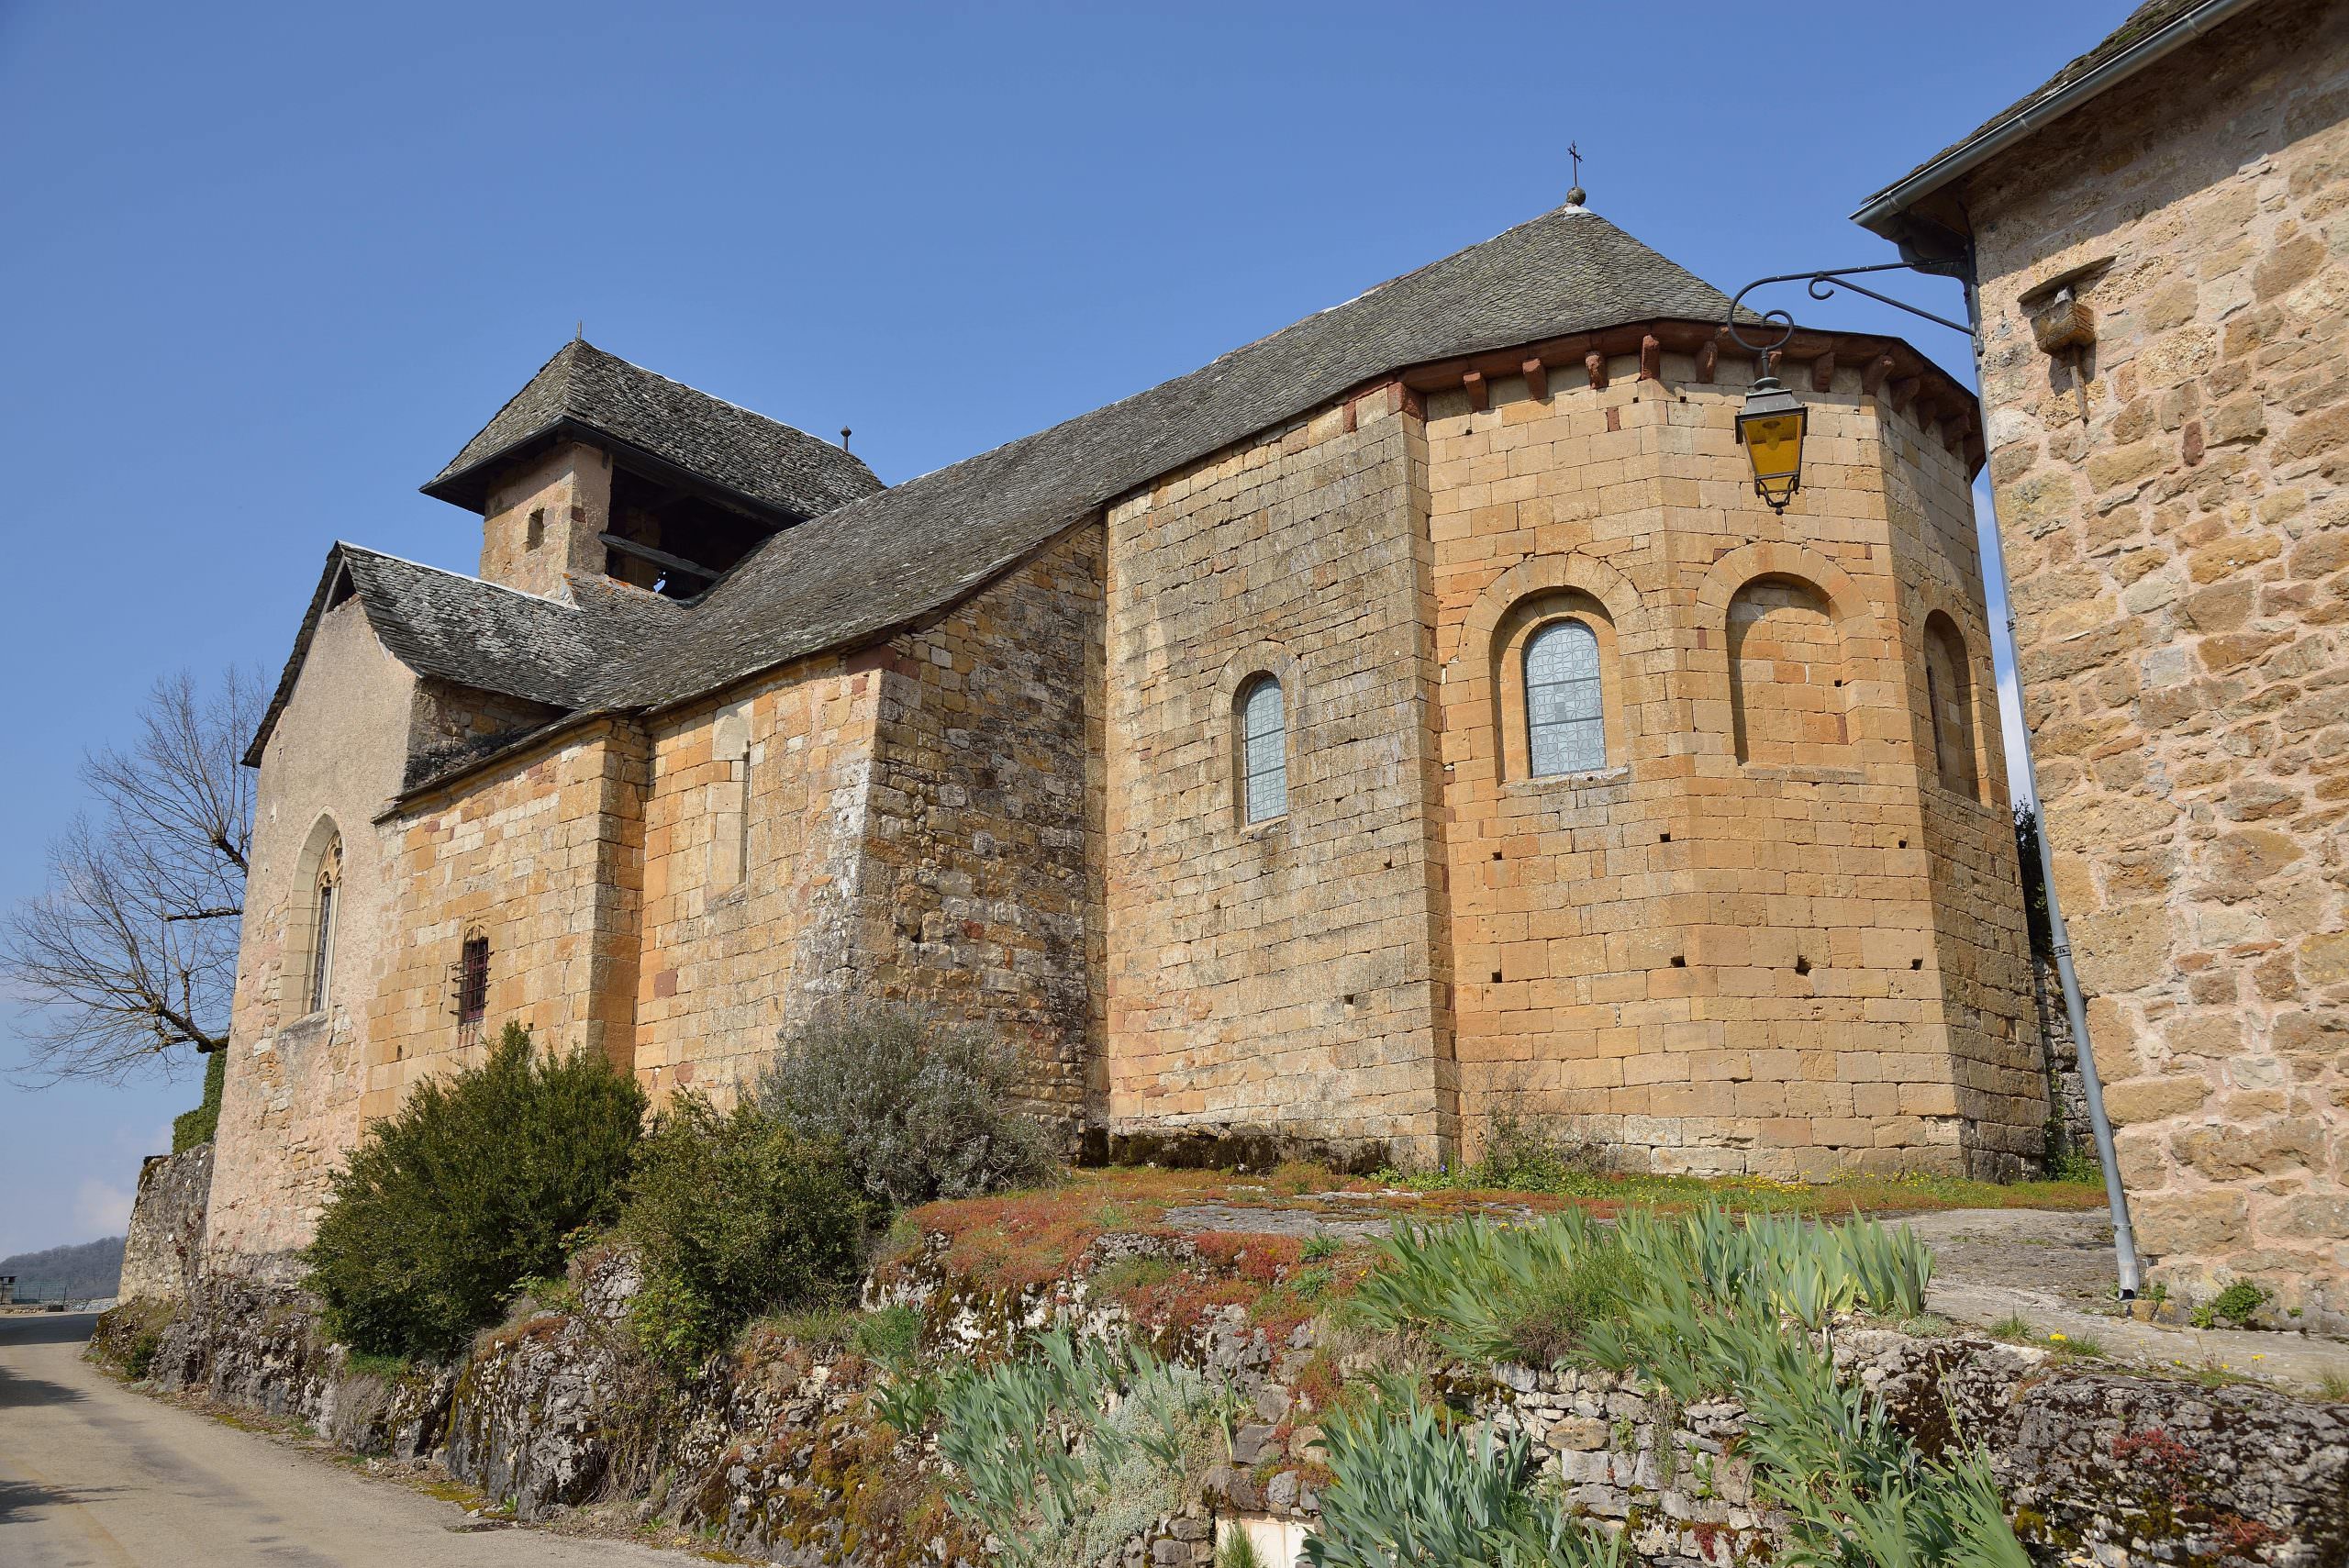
1241,678 -> 1287,823
1526,619 -> 1605,777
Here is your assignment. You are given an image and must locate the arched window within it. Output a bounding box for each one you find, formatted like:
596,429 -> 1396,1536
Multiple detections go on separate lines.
307,835 -> 341,1013
1239,677 -> 1287,823
1922,612 -> 1980,800
1525,619 -> 1606,776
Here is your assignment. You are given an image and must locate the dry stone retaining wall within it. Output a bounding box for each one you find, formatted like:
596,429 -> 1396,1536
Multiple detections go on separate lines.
93,1240 -> 2349,1566
117,1144 -> 212,1305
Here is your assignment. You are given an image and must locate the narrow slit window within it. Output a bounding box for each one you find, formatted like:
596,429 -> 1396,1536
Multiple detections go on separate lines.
456,935 -> 489,1030
1526,619 -> 1605,776
1240,677 -> 1287,824
308,836 -> 341,1014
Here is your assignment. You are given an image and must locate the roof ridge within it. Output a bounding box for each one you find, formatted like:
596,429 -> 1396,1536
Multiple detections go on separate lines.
334,540 -> 583,610
601,200 -> 1740,709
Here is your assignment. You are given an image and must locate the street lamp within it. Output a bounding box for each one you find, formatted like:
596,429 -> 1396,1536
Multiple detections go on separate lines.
1735,374 -> 1808,513
1723,261 -> 1974,515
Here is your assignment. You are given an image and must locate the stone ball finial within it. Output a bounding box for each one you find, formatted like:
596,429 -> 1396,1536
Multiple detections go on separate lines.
1565,185 -> 1587,208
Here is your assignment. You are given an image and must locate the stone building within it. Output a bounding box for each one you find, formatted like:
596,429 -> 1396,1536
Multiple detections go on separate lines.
1858,0 -> 2349,1315
207,202 -> 2045,1270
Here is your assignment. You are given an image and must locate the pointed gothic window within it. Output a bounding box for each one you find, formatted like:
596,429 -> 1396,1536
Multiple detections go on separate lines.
308,835 -> 341,1013
1525,619 -> 1606,776
1239,677 -> 1287,824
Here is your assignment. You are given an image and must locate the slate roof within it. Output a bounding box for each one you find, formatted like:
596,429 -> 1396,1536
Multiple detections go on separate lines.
262,202 -> 1753,784
243,544 -> 682,767
600,203 -> 1737,708
422,339 -> 883,521
1855,0 -> 2255,223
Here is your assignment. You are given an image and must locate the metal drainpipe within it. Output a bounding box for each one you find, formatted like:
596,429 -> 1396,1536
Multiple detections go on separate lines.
1960,267 -> 2144,1298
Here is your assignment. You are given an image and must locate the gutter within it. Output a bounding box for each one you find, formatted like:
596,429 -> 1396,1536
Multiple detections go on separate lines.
1852,0 -> 2263,233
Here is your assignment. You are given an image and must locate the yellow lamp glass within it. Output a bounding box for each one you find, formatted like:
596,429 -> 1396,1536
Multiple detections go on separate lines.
1736,377 -> 1809,512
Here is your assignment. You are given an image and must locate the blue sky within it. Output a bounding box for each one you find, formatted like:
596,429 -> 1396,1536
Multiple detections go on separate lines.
0,0 -> 2124,1257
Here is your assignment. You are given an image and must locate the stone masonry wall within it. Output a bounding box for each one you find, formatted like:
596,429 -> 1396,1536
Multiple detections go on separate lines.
632,655 -> 880,1101
1103,387 -> 1457,1166
119,1144 -> 214,1305
849,524 -> 1108,1127
477,441 -> 613,601
208,599 -> 416,1268
367,719 -> 647,1116
1425,347 -> 2042,1177
1964,0 -> 2349,1312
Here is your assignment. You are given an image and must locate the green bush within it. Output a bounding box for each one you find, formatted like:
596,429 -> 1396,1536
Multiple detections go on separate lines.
173,1048 -> 226,1151
757,1005 -> 1058,1207
618,1091 -> 876,1373
2192,1279 -> 2270,1328
303,1022 -> 645,1359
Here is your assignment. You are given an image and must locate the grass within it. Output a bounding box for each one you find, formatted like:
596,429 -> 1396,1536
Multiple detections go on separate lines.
865,1159 -> 2105,1355
1987,1313 -> 2037,1343
1376,1162 -> 2104,1216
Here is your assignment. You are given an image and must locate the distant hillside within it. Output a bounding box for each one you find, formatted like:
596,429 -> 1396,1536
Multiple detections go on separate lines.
1,1236 -> 124,1301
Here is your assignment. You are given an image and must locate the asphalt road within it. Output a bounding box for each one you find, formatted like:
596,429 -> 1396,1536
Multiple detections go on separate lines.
0,1312 -> 677,1567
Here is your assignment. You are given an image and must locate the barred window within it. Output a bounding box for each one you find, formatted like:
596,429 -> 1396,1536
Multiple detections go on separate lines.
456,935 -> 489,1029
1239,677 -> 1287,824
1526,619 -> 1606,777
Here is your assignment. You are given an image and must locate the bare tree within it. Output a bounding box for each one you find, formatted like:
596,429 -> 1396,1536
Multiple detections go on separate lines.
4,669 -> 260,1082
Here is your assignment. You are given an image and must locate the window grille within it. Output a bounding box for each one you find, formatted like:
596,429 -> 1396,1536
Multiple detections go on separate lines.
453,934 -> 489,1038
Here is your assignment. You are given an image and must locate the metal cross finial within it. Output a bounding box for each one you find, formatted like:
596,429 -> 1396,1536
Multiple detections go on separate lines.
1565,142 -> 1587,208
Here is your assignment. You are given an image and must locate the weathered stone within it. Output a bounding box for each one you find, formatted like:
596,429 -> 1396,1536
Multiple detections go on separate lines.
1950,0 -> 2349,1316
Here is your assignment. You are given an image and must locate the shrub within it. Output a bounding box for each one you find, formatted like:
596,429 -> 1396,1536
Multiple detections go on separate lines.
757,1005 -> 1058,1207
618,1091 -> 876,1373
2191,1279 -> 2270,1329
1475,1106 -> 1607,1191
304,1022 -> 644,1359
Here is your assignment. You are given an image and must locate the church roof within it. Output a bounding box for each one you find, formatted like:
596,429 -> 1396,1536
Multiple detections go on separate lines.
277,203 -> 1758,786
1854,0 -> 2263,239
599,203 -> 1735,708
242,543 -> 681,767
421,339 -> 884,521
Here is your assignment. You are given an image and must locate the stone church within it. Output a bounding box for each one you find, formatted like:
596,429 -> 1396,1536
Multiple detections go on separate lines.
207,201 -> 2042,1267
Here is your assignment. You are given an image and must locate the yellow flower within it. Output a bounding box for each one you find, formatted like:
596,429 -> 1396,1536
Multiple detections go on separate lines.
2049,1332 -> 2066,1342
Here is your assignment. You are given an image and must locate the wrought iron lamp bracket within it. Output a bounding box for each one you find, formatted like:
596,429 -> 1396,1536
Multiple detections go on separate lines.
1724,261 -> 1973,355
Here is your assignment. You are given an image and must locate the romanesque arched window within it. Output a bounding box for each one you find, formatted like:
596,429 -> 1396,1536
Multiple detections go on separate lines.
1239,676 -> 1287,823
308,834 -> 341,1013
1525,618 -> 1606,776
1922,611 -> 1980,801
